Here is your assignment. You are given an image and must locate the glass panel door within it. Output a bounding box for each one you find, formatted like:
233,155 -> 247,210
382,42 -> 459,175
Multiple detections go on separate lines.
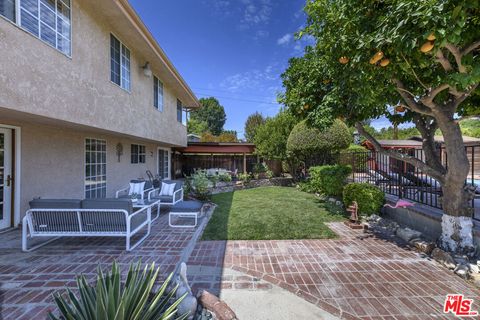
0,128 -> 12,229
158,149 -> 170,180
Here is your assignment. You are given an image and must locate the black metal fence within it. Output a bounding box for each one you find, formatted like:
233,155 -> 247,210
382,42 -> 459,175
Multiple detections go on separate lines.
331,146 -> 480,220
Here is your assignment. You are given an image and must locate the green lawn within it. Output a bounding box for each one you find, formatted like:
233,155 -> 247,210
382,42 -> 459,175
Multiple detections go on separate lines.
202,186 -> 346,240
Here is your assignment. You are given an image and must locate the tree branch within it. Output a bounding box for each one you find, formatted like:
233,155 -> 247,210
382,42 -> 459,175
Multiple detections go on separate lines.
445,43 -> 467,73
453,84 -> 479,109
392,79 -> 433,115
435,49 -> 453,72
401,53 -> 428,89
356,122 -> 445,183
462,40 -> 480,56
420,84 -> 449,105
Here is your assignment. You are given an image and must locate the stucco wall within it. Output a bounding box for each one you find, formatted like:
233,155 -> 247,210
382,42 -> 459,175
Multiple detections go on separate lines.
2,121 -> 168,217
0,1 -> 187,146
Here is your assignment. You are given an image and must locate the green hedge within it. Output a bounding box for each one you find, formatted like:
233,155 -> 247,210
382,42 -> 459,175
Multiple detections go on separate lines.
343,183 -> 385,216
309,165 -> 352,197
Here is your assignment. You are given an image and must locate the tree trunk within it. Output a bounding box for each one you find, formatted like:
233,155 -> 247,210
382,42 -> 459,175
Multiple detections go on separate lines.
435,111 -> 475,254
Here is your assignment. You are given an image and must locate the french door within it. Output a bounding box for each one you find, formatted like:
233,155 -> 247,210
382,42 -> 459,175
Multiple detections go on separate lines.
158,148 -> 170,180
0,128 -> 12,229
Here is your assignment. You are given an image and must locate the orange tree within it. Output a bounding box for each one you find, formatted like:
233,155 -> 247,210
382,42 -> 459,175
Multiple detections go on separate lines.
281,0 -> 480,253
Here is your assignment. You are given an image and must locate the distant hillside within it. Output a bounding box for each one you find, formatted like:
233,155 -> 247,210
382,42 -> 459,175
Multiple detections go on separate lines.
366,118 -> 480,140
459,118 -> 480,138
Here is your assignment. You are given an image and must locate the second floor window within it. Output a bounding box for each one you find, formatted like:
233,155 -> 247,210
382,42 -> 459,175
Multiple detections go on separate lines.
153,76 -> 163,111
110,34 -> 130,91
1,0 -> 72,55
131,144 -> 146,164
0,0 -> 15,22
177,99 -> 182,123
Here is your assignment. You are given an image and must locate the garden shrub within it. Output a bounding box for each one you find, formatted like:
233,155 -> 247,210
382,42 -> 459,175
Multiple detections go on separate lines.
238,173 -> 251,183
219,173 -> 232,182
209,174 -> 220,188
191,171 -> 211,200
343,183 -> 385,216
309,164 -> 352,197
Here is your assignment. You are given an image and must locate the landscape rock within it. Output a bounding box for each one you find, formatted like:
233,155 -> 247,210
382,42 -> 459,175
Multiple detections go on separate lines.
411,239 -> 435,255
395,227 -> 422,243
469,263 -> 479,274
431,248 -> 457,269
367,214 -> 381,223
198,290 -> 237,320
455,264 -> 470,278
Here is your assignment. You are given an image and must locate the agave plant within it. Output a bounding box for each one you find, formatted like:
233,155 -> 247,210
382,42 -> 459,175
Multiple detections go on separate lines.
49,261 -> 188,320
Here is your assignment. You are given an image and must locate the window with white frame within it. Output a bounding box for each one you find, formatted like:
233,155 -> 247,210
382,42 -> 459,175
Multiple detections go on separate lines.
177,99 -> 182,123
85,138 -> 106,199
153,76 -> 163,111
10,0 -> 72,56
110,34 -> 130,91
131,144 -> 146,164
0,0 -> 15,22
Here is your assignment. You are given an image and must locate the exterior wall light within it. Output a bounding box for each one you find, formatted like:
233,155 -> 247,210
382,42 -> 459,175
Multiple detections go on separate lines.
142,62 -> 152,78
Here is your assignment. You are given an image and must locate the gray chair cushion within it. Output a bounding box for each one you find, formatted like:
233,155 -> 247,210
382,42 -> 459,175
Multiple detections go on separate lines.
81,198 -> 133,214
29,199 -> 82,209
151,195 -> 174,203
171,201 -> 203,213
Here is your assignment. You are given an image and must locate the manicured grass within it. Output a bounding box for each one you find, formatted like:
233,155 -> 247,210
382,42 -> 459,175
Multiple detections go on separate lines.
202,186 -> 346,240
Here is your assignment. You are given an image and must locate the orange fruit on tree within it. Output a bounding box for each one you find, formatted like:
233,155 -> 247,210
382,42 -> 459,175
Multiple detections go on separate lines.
339,56 -> 349,64
395,105 -> 406,112
427,33 -> 436,41
370,51 -> 384,64
379,58 -> 390,67
420,41 -> 434,53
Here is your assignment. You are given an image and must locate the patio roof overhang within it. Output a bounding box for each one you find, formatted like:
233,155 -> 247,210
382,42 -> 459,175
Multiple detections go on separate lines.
177,142 -> 256,154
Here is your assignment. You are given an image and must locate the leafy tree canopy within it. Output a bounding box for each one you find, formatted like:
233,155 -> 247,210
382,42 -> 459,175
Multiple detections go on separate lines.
280,0 -> 480,129
187,117 -> 209,135
254,110 -> 297,160
190,97 -> 227,135
244,112 -> 266,142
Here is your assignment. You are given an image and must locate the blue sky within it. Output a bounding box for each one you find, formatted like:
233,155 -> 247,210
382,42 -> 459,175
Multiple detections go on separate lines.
130,0 -> 391,138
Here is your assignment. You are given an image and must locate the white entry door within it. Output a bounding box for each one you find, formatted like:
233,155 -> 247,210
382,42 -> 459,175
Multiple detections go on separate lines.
0,128 -> 12,229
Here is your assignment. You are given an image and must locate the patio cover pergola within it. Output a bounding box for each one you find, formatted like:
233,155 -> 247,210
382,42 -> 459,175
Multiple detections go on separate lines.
175,142 -> 257,176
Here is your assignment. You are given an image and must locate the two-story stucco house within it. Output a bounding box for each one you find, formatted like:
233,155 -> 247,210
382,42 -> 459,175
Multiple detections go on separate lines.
0,0 -> 200,230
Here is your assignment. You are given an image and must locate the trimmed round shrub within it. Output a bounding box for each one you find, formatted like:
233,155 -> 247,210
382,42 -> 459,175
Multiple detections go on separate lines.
343,183 -> 385,216
287,119 -> 352,160
309,164 -> 352,197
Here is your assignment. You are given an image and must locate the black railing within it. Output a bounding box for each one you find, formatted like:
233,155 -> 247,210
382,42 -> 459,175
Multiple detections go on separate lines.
336,146 -> 479,220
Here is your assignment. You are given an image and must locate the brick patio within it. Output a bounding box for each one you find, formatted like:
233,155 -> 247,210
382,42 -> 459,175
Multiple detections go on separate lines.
2,213 -> 480,319
187,222 -> 480,319
0,212 -> 197,319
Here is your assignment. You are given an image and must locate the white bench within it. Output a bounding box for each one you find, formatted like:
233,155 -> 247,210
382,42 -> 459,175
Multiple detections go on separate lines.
22,199 -> 151,252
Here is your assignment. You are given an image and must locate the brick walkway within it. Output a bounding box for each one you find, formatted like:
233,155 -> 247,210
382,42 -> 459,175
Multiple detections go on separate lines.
0,213 -> 197,319
187,222 -> 480,319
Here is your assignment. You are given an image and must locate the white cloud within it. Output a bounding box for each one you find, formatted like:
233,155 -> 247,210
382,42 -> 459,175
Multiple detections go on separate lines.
220,65 -> 279,92
277,33 -> 293,46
